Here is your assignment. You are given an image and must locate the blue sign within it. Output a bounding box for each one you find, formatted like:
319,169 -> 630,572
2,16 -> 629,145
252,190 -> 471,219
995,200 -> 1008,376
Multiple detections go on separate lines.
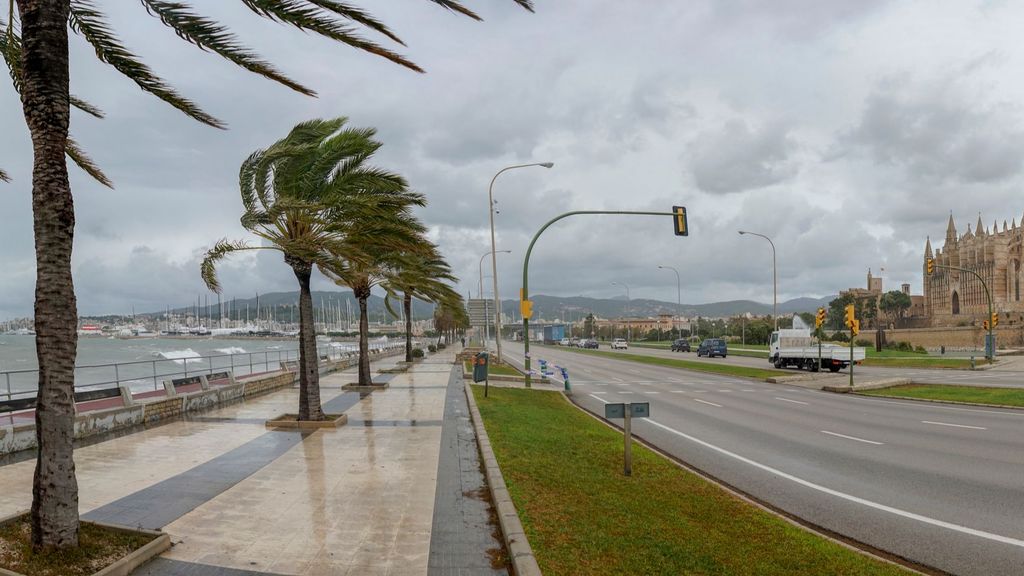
604,403 -> 625,418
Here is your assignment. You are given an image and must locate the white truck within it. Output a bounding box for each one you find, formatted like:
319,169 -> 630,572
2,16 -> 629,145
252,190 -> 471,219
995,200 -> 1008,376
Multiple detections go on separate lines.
768,329 -> 865,372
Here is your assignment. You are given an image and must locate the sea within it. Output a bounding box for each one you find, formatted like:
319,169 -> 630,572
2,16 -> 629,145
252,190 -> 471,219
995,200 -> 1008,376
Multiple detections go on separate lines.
0,335 -> 361,398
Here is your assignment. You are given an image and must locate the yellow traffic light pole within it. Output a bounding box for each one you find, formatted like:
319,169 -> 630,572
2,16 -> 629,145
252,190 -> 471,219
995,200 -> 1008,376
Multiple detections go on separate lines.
521,210 -> 684,388
927,259 -> 995,360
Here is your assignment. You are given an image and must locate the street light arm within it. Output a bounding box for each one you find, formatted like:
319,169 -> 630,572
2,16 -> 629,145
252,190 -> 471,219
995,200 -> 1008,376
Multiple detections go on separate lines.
739,230 -> 778,331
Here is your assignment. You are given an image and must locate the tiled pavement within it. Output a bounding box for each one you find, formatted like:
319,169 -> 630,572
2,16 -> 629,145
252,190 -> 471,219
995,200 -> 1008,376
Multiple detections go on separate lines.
0,350 -> 507,575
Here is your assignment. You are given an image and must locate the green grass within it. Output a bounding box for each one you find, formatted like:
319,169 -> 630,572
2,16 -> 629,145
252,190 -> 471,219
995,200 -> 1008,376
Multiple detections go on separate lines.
860,357 -> 983,368
0,517 -> 155,576
548,345 -> 787,380
472,386 -> 907,575
860,384 -> 1024,407
464,361 -> 522,377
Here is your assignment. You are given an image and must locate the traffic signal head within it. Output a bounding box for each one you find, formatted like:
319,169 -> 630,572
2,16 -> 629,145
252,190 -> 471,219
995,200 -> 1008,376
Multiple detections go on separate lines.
983,320 -> 989,330
851,318 -> 860,337
520,299 -> 533,319
844,304 -> 855,328
926,258 -> 934,275
815,307 -> 826,328
992,312 -> 998,328
672,206 -> 688,236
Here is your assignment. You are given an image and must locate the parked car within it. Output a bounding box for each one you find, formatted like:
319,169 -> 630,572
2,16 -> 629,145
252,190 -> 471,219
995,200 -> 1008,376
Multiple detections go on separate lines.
670,338 -> 691,352
559,338 -> 570,346
611,338 -> 628,350
697,338 -> 727,358
584,339 -> 599,349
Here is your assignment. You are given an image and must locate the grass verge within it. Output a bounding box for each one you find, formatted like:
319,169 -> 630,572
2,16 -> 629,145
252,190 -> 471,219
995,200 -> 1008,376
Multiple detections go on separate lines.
860,384 -> 1024,407
0,517 -> 155,576
550,346 -> 788,380
859,357 -> 982,369
464,361 -> 522,377
471,385 -> 907,575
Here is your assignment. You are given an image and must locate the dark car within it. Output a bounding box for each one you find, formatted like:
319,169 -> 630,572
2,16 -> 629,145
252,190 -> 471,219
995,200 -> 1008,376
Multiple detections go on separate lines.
697,338 -> 727,358
670,338 -> 691,352
583,339 -> 599,349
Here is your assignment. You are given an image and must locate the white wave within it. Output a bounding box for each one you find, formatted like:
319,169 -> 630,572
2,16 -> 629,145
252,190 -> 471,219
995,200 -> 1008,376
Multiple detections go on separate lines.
215,347 -> 247,355
153,349 -> 203,365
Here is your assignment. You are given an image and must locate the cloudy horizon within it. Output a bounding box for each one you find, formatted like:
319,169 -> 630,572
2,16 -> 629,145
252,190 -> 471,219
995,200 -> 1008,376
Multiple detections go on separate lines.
3,1 -> 1024,320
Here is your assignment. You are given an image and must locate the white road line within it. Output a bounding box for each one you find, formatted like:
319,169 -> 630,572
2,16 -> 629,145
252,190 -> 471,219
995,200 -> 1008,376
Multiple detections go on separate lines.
718,389 -> 733,392
775,397 -> 810,405
590,392 -> 607,395
644,419 -> 1024,549
588,394 -> 609,404
694,398 -> 722,407
843,394 -> 1024,417
670,390 -> 687,394
921,420 -> 987,430
644,391 -> 659,395
820,430 -> 884,445
741,389 -> 757,392
611,377 -> 624,383
693,389 -> 707,393
620,391 -> 635,395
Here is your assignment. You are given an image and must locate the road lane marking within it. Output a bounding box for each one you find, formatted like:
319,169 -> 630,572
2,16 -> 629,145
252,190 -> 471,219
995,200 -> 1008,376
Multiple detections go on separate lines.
590,392 -> 607,395
644,391 -> 659,395
775,397 -> 809,406
693,389 -> 707,392
842,395 -> 1024,417
588,394 -> 609,404
718,389 -> 733,392
921,420 -> 987,430
670,390 -> 686,393
820,430 -> 884,445
741,389 -> 757,392
643,419 -> 1024,549
620,392 -> 635,395
694,399 -> 722,407
611,377 -> 624,383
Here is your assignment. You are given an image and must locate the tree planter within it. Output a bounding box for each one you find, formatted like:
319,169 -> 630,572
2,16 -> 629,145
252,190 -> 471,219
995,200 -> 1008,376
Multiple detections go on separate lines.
265,413 -> 348,429
341,383 -> 390,392
0,512 -> 169,576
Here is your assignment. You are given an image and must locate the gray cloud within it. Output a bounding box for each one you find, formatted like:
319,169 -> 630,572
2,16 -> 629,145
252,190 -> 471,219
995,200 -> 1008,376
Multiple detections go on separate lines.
688,119 -> 798,194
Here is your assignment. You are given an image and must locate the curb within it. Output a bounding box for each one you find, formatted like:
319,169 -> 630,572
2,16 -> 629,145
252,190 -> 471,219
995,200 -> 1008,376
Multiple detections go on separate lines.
822,378 -> 912,393
463,382 -> 543,576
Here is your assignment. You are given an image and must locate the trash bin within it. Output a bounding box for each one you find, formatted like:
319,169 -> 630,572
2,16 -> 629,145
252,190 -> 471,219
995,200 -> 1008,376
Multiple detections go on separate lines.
472,352 -> 489,383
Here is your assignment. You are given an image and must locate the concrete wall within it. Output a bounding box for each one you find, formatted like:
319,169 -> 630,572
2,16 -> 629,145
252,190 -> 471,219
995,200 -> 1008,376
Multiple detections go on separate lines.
881,325 -> 1024,350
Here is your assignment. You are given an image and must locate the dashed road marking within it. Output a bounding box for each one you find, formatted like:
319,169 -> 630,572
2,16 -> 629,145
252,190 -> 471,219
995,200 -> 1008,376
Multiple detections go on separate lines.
921,420 -> 986,430
694,398 -> 722,407
820,430 -> 884,445
775,397 -> 809,406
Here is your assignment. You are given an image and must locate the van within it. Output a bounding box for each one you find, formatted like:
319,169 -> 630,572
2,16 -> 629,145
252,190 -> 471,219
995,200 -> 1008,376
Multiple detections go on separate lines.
697,338 -> 727,358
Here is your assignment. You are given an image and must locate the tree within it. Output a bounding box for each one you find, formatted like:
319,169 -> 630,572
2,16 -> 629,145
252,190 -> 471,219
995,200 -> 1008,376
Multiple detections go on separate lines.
204,117 -> 415,421
583,313 -> 595,338
3,0 -> 535,551
879,290 -> 912,327
383,247 -> 459,363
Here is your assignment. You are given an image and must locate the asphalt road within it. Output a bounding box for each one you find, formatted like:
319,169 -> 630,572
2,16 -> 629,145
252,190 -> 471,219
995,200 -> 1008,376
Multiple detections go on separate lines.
601,342 -> 1024,388
505,341 -> 1024,576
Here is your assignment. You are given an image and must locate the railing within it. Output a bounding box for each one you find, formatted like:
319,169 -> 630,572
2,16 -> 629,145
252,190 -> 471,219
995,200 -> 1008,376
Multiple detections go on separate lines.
0,340 -> 409,403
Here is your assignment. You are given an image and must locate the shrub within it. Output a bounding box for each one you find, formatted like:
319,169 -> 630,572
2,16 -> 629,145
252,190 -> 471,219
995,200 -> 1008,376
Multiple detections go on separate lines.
855,339 -> 873,347
915,345 -> 927,353
830,331 -> 849,342
427,344 -> 437,353
437,343 -> 447,350
896,341 -> 913,352
412,348 -> 425,358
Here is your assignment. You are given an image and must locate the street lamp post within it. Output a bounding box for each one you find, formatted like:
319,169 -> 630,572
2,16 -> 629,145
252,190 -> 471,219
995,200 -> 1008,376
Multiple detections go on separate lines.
479,250 -> 511,347
658,265 -> 681,336
612,281 -> 631,341
738,230 -> 778,332
489,162 -> 554,364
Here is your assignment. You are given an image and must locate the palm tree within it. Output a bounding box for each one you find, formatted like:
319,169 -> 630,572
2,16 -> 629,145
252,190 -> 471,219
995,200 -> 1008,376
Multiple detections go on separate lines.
202,117 -> 417,420
383,247 -> 460,362
320,216 -> 428,385
2,0 -> 535,551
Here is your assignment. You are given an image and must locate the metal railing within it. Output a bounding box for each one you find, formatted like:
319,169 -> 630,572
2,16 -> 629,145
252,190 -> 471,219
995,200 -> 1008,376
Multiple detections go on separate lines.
0,340 -> 409,403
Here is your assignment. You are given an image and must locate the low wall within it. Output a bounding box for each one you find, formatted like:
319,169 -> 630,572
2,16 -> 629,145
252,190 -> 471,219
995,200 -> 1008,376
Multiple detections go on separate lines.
0,347 -> 404,456
881,326 -> 1024,350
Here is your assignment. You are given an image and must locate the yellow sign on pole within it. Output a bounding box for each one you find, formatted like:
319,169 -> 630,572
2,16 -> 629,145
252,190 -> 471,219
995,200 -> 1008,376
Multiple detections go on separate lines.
520,299 -> 533,319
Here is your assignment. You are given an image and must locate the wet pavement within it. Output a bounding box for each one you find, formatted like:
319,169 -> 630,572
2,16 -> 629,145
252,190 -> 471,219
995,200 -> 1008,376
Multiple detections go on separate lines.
0,349 -> 506,575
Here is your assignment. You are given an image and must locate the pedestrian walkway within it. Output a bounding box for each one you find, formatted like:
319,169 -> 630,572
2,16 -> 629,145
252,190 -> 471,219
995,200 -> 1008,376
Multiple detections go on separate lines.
0,350 -> 507,576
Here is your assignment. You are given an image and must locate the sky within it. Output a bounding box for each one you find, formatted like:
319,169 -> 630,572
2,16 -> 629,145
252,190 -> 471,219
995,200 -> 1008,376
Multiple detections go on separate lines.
3,0 -> 1024,319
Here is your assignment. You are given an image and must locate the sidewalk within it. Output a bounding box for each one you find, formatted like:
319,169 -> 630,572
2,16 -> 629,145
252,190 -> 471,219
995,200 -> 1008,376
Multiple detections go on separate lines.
0,350 -> 507,576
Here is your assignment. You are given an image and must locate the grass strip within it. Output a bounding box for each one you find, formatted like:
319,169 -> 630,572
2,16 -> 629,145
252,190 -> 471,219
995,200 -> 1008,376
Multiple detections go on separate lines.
0,517 -> 155,576
859,357 -> 980,369
548,346 -> 787,380
471,386 -> 907,575
463,361 -> 522,377
860,384 -> 1024,407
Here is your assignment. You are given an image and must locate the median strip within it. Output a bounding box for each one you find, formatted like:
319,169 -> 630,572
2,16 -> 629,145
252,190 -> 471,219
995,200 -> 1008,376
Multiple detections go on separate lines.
859,384 -> 1024,409
543,345 -> 788,380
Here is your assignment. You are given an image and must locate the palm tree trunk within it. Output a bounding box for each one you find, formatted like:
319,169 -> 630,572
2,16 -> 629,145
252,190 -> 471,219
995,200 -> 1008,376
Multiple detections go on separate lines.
404,292 -> 413,362
19,0 -> 80,551
288,257 -> 323,421
356,288 -> 371,385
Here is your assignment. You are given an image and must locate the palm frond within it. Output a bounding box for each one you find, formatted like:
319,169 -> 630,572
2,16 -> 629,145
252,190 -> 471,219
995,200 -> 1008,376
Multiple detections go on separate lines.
69,0 -> 224,128
304,1 -> 405,45
239,0 -> 424,73
66,136 -> 113,188
69,95 -> 105,118
0,168 -> 9,183
201,238 -> 253,292
141,1 -> 315,97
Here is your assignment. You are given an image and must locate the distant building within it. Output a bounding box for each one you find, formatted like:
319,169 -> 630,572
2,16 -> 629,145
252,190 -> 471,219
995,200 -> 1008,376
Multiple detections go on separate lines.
924,212 -> 1024,327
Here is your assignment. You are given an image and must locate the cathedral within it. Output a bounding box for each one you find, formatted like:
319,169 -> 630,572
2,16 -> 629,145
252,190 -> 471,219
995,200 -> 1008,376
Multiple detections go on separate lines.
924,212 -> 1024,327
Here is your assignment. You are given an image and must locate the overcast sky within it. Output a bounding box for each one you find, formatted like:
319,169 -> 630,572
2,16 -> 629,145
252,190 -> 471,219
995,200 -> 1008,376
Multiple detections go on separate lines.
2,0 -> 1024,319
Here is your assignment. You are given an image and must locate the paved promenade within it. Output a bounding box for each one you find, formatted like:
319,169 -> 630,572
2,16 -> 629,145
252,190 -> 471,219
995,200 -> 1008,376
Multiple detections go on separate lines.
0,349 -> 506,575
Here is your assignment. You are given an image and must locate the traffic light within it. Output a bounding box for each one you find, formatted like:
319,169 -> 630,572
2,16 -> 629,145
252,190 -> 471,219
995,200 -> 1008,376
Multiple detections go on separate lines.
991,312 -> 998,328
983,320 -> 989,330
844,304 -> 855,328
672,206 -> 688,236
520,299 -> 533,319
926,258 -> 934,275
815,307 -> 826,329
851,318 -> 860,337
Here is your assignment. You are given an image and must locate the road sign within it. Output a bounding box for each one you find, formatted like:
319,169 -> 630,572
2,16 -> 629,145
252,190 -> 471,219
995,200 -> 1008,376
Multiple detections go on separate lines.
672,206 -> 688,236
466,299 -> 494,328
630,403 -> 650,418
603,402 -> 650,476
520,299 -> 533,319
605,403 -> 625,419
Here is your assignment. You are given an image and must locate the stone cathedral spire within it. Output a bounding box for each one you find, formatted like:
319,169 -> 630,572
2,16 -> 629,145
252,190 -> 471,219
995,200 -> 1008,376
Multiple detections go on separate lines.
946,213 -> 958,244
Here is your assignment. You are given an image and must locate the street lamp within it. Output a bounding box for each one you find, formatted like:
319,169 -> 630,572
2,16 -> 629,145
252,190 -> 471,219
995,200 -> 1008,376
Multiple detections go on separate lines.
658,265 -> 681,337
738,230 -> 777,331
480,250 -> 511,346
489,162 -> 554,364
612,281 -> 631,341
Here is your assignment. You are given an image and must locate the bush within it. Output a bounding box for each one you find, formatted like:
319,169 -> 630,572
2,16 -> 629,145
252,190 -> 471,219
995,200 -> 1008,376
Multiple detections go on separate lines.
896,341 -> 914,352
915,345 -> 927,353
855,339 -> 873,347
412,348 -> 425,358
830,331 -> 849,343
437,343 -> 447,350
427,344 -> 437,353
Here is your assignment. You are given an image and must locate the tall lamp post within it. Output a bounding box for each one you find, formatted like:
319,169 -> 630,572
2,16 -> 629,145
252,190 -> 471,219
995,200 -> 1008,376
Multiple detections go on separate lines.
612,281 -> 631,341
658,265 -> 681,337
489,162 -> 554,363
479,250 -> 511,346
738,230 -> 778,331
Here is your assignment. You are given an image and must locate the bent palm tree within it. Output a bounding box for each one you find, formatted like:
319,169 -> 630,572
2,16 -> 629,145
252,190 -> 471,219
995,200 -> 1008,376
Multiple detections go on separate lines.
202,117 -> 412,421
383,246 -> 459,362
3,0 -> 535,550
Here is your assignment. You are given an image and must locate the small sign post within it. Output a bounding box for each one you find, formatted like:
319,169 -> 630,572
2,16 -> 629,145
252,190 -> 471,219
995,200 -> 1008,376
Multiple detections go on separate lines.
604,402 -> 650,476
